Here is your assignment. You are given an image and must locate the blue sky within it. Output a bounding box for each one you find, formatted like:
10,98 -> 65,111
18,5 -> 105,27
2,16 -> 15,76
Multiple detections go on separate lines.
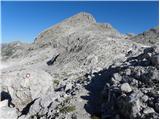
1,1 -> 159,43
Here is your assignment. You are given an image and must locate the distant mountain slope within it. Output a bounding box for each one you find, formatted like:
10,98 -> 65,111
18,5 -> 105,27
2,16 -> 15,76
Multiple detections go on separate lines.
34,12 -> 123,48
1,41 -> 29,61
130,27 -> 159,45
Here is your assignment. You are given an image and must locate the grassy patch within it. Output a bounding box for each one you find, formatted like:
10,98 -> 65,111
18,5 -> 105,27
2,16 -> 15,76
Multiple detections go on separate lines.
53,80 -> 60,86
59,105 -> 76,113
91,115 -> 100,119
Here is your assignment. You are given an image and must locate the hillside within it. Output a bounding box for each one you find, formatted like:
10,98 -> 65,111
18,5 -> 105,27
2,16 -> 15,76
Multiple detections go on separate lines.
130,26 -> 159,45
0,12 -> 159,119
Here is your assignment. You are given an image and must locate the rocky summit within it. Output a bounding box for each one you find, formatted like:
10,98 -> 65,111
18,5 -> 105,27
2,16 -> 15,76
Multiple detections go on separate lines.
0,12 -> 159,119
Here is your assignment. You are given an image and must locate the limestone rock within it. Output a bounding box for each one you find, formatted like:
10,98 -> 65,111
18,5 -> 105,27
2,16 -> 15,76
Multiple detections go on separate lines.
0,100 -> 18,119
120,83 -> 132,93
1,69 -> 53,110
0,106 -> 18,119
143,107 -> 155,114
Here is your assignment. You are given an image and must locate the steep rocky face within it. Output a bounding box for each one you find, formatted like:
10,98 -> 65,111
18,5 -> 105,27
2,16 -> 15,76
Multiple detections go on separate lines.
130,27 -> 159,45
34,12 -> 121,47
0,12 -> 159,119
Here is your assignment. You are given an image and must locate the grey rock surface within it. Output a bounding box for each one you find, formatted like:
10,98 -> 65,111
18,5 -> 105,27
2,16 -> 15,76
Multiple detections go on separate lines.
1,69 -> 53,111
120,83 -> 132,93
130,27 -> 159,45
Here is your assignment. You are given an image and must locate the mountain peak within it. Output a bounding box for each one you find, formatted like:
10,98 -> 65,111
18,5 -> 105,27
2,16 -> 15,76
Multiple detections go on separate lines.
65,12 -> 96,24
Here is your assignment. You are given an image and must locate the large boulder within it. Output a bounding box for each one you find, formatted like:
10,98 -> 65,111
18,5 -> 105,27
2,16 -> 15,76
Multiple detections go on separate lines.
1,69 -> 53,110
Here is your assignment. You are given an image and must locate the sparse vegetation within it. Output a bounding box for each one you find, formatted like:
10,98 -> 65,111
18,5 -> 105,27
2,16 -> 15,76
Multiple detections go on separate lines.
53,80 -> 60,86
59,105 -> 76,113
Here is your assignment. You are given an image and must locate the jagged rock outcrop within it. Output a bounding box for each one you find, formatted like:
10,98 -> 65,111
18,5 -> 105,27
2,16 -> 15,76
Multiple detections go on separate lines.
101,46 -> 159,119
1,12 -> 159,119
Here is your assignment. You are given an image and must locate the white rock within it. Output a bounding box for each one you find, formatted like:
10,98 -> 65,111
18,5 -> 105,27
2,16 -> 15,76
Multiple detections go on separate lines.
65,82 -> 73,92
120,83 -> 132,93
0,100 -> 8,108
143,107 -> 155,114
113,73 -> 122,81
0,106 -> 18,118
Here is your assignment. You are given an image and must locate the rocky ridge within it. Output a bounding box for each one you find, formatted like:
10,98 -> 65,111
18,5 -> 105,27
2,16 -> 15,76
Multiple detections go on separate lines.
130,27 -> 159,45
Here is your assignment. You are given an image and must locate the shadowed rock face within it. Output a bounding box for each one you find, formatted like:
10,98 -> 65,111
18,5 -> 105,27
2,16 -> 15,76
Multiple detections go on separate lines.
101,46 -> 159,119
1,12 -> 159,119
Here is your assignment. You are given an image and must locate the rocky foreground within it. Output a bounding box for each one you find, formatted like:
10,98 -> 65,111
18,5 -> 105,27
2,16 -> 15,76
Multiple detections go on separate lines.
0,12 -> 159,119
